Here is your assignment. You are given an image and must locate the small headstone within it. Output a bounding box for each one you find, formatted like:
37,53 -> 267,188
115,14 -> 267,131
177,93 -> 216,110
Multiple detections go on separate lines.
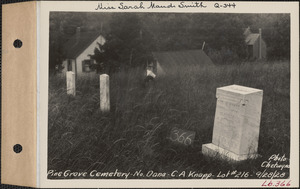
169,127 -> 196,146
66,71 -> 75,96
202,84 -> 263,161
100,74 -> 110,112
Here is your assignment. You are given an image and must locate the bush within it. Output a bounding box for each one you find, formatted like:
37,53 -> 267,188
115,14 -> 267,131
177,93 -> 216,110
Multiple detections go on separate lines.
207,47 -> 243,65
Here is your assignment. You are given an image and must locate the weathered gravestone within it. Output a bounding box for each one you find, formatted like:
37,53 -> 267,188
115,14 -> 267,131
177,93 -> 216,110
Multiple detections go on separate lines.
202,84 -> 263,161
66,71 -> 76,96
100,74 -> 110,112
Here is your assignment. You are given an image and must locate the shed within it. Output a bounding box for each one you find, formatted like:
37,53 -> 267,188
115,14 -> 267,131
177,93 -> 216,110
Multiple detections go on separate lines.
244,27 -> 267,59
62,27 -> 105,75
150,49 -> 214,77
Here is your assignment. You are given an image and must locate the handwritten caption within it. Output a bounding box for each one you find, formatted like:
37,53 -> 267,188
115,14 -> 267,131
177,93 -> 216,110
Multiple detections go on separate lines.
95,2 -> 236,10
261,180 -> 291,187
257,153 -> 290,179
48,154 -> 289,180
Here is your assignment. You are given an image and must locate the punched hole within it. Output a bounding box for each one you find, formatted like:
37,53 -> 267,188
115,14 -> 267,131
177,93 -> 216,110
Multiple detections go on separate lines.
13,144 -> 22,153
13,39 -> 22,48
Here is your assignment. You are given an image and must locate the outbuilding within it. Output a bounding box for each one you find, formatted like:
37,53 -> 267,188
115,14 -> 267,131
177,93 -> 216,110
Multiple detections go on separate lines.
244,27 -> 267,59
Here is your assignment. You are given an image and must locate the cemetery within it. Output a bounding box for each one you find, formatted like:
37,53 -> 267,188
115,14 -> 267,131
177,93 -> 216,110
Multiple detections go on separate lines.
48,60 -> 290,179
48,12 -> 290,179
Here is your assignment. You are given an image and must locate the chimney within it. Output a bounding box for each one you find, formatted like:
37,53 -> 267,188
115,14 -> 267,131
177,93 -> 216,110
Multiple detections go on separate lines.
259,28 -> 262,59
244,26 -> 251,36
76,27 -> 81,43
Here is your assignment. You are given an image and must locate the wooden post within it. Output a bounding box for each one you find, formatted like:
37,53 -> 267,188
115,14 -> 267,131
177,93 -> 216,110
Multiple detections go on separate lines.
202,41 -> 206,50
100,74 -> 110,112
259,28 -> 262,59
75,59 -> 78,80
66,71 -> 76,96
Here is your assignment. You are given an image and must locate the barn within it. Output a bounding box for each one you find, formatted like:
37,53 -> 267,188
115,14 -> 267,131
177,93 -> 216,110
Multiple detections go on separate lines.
244,27 -> 267,59
148,49 -> 214,77
61,27 -> 105,75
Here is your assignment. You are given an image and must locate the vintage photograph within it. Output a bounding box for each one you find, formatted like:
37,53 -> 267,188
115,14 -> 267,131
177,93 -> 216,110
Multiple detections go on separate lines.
47,12 -> 290,180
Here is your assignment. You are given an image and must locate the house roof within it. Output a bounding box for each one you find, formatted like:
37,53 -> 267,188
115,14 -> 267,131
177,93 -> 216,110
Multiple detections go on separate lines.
245,33 -> 260,45
63,32 -> 102,59
152,49 -> 214,68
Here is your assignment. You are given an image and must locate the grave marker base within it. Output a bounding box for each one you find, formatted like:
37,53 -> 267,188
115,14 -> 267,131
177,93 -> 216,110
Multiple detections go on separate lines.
202,143 -> 260,162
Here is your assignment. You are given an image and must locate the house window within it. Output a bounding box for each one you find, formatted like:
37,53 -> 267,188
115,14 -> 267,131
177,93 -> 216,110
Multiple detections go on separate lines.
147,62 -> 154,72
67,59 -> 72,71
82,59 -> 94,72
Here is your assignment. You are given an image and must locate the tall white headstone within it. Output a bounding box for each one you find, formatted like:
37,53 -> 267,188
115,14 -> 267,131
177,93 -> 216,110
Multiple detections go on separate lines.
66,71 -> 76,96
202,84 -> 263,161
100,74 -> 110,112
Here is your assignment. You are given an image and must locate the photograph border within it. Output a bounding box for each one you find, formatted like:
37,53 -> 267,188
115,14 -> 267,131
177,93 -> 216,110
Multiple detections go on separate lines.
39,1 -> 299,188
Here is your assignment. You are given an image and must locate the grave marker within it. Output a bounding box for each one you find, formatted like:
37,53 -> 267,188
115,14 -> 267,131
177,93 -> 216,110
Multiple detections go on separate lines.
66,71 -> 75,96
100,74 -> 110,112
202,84 -> 263,161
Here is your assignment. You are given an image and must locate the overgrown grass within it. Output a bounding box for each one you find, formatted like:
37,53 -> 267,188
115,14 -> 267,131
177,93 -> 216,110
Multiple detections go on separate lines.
48,61 -> 290,179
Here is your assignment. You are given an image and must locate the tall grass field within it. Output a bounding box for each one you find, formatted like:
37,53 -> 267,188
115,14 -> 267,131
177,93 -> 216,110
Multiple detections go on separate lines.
48,61 -> 290,179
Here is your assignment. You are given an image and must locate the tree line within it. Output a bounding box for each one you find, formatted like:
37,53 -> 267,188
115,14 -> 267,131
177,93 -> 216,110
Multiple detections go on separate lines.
49,12 -> 290,73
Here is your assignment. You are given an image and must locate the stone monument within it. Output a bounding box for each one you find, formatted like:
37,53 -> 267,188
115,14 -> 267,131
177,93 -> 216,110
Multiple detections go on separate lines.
202,84 -> 263,161
100,74 -> 110,112
66,71 -> 76,96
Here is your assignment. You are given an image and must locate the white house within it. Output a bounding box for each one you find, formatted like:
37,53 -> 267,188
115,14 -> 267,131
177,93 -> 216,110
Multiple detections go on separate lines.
61,27 -> 105,75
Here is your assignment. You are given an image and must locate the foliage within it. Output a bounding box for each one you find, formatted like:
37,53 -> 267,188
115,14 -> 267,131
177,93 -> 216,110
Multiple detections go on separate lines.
268,14 -> 290,60
49,13 -> 290,73
239,14 -> 290,60
207,47 -> 240,65
49,12 -> 112,72
48,61 -> 290,178
90,13 -> 154,75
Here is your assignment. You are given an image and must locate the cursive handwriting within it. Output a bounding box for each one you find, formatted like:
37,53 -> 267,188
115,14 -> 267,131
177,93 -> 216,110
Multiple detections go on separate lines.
95,1 -> 211,11
95,3 -> 116,10
178,1 -> 207,8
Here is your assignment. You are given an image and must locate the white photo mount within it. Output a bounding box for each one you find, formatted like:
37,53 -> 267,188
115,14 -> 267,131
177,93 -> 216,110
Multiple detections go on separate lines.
1,1 -> 299,188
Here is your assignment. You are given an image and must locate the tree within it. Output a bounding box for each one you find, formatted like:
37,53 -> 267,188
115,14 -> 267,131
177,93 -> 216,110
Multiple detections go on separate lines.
49,12 -> 112,74
49,14 -> 65,73
50,12 -> 291,74
238,14 -> 290,60
268,14 -> 290,60
49,13 -> 86,74
91,13 -> 154,74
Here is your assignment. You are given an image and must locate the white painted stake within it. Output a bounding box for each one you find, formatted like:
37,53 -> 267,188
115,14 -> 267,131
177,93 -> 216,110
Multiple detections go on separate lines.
202,41 -> 206,50
66,71 -> 76,96
100,74 -> 110,112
